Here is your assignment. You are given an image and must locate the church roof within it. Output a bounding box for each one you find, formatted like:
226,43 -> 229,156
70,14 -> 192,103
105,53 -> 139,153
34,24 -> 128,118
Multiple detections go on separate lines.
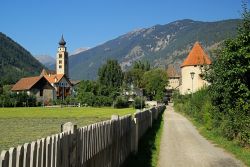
12,76 -> 43,91
181,42 -> 212,68
44,74 -> 65,84
44,74 -> 72,86
59,35 -> 66,46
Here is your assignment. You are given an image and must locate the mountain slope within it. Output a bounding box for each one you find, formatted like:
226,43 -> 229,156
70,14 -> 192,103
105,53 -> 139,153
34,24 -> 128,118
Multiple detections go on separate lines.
0,32 -> 44,84
69,19 -> 240,80
36,55 -> 55,70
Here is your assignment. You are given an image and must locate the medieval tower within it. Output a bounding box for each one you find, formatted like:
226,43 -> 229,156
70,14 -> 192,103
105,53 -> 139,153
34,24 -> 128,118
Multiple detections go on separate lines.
180,42 -> 212,95
56,35 -> 69,77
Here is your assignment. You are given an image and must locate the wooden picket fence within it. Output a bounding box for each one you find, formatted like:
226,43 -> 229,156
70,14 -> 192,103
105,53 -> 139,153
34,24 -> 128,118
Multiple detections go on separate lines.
0,105 -> 166,167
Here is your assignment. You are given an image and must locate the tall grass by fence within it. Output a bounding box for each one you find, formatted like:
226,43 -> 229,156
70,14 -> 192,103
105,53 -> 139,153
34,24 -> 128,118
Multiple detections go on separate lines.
0,106 -> 165,167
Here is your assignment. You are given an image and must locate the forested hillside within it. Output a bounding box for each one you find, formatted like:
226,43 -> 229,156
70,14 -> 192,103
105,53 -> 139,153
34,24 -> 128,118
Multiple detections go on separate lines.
0,32 -> 44,84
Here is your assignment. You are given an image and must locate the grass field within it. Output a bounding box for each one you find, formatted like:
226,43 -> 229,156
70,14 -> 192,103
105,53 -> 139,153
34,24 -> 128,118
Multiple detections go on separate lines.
0,107 -> 135,152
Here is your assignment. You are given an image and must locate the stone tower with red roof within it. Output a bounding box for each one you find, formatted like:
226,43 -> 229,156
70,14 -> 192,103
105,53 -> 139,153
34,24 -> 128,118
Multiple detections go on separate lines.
180,42 -> 212,94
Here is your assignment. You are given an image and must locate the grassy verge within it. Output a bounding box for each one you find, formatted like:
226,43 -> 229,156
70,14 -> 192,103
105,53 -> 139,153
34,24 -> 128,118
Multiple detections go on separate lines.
175,109 -> 250,167
122,111 -> 164,167
0,107 -> 134,151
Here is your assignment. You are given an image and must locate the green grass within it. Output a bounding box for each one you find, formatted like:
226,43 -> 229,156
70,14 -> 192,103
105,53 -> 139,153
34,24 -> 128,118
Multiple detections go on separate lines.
150,115 -> 164,167
0,107 -> 135,152
122,112 -> 164,167
176,110 -> 250,167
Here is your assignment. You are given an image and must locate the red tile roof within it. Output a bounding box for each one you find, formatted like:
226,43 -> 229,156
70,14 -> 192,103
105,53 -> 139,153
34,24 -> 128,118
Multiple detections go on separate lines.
181,42 -> 212,68
11,76 -> 43,91
44,74 -> 64,84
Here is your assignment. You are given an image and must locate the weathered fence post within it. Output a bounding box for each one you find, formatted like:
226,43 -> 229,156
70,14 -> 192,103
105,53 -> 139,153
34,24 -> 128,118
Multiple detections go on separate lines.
111,115 -> 119,167
16,145 -> 24,167
70,125 -> 77,167
61,122 -> 77,167
61,122 -> 74,133
149,110 -> 153,128
8,147 -> 16,167
133,118 -> 138,154
0,150 -> 9,167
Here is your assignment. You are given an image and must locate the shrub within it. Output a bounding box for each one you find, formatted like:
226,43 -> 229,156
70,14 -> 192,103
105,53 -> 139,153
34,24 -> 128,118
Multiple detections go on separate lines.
133,96 -> 145,109
114,96 -> 129,108
173,88 -> 212,128
0,92 -> 36,107
94,96 -> 113,107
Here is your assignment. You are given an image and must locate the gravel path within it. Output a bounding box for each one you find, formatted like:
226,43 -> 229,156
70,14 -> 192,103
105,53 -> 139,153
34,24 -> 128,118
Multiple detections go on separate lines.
158,104 -> 245,167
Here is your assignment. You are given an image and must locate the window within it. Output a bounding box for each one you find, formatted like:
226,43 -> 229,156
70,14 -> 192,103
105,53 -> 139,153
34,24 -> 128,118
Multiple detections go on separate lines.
59,65 -> 62,69
59,54 -> 62,58
40,90 -> 43,96
59,60 -> 62,64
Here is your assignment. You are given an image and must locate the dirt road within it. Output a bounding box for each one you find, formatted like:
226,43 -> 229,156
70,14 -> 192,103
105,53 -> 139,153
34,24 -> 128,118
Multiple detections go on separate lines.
158,104 -> 245,167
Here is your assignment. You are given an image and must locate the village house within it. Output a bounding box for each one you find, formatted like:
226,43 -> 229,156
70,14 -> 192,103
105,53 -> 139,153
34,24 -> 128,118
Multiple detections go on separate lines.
42,73 -> 72,100
166,64 -> 181,90
165,65 -> 181,101
180,42 -> 212,95
11,76 -> 55,103
12,36 -> 73,103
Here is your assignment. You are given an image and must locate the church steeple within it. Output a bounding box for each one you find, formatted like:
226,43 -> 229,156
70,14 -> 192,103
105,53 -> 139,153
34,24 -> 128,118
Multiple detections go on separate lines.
56,35 -> 69,77
59,35 -> 66,46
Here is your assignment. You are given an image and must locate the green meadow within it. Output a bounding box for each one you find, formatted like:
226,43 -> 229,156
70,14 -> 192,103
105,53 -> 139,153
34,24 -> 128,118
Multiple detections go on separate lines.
0,107 -> 135,152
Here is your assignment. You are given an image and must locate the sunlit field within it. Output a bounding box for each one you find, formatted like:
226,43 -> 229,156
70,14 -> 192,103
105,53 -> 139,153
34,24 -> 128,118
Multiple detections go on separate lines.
0,107 -> 135,151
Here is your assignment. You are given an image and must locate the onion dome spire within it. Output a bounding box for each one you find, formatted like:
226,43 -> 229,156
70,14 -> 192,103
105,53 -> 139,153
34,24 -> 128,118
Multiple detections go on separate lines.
59,35 -> 66,46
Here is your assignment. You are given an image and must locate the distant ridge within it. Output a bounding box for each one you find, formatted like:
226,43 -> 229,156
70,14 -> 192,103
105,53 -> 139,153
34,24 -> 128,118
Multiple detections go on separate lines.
36,55 -> 55,70
69,19 -> 240,80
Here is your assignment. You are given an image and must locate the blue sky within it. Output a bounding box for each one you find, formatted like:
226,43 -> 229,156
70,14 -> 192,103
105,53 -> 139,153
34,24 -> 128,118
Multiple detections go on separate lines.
0,0 -> 247,57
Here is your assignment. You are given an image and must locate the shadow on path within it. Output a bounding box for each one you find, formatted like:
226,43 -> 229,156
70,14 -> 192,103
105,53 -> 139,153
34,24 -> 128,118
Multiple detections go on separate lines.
122,112 -> 164,167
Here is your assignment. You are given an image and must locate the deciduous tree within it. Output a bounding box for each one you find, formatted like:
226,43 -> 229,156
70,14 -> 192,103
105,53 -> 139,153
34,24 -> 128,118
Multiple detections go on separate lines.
142,68 -> 168,101
207,3 -> 250,145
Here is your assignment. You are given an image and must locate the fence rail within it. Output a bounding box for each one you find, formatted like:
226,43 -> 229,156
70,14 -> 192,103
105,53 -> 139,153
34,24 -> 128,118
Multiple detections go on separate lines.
0,105 -> 166,167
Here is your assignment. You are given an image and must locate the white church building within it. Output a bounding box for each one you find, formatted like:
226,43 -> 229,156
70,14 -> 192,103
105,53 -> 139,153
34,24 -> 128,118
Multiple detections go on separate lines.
180,42 -> 212,95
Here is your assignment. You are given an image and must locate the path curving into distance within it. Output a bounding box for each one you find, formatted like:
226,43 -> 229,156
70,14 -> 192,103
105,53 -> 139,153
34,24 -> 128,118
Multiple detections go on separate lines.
158,104 -> 245,167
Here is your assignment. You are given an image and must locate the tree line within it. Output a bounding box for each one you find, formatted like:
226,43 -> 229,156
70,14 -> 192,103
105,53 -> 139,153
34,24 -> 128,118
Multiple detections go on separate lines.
0,59 -> 168,108
76,59 -> 168,108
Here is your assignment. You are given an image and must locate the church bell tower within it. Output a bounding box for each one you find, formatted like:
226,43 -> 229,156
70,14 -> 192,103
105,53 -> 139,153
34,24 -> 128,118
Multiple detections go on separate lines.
56,35 -> 69,77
